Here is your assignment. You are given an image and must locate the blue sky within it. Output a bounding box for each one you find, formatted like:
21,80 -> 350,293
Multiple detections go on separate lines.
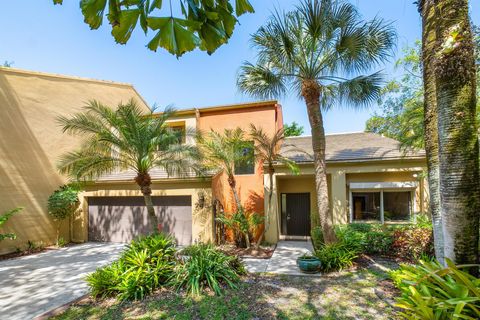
0,1 -> 479,134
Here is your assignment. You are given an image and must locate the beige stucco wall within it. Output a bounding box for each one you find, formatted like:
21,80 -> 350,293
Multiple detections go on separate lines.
265,159 -> 427,243
0,68 -> 149,254
73,180 -> 214,244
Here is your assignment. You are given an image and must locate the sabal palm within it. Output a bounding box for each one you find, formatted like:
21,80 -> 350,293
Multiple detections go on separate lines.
198,127 -> 253,247
58,100 -> 199,234
249,124 -> 299,243
237,0 -> 396,243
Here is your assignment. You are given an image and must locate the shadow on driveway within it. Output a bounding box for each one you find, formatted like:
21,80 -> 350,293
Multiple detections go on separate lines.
0,242 -> 124,320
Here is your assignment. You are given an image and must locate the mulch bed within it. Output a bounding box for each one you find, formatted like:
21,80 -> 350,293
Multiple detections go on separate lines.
0,247 -> 50,261
218,244 -> 276,259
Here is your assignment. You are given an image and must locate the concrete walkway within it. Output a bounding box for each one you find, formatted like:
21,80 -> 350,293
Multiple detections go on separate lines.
0,242 -> 124,320
243,241 -> 318,276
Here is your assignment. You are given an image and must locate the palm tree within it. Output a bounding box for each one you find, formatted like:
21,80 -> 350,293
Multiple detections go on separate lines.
420,0 -> 479,268
237,0 -> 396,243
418,0 -> 444,265
198,127 -> 253,247
249,124 -> 299,245
58,100 -> 200,234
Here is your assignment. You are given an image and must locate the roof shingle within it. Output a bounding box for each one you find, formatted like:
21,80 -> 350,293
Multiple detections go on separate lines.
281,132 -> 425,163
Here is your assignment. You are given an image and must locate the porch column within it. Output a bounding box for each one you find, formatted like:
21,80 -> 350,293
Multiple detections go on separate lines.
331,170 -> 347,224
264,173 -> 279,243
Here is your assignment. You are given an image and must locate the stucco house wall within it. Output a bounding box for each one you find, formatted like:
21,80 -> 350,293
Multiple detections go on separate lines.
0,67 -> 149,254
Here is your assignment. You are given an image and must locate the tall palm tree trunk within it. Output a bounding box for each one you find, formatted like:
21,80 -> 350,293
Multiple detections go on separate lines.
435,0 -> 479,268
302,80 -> 337,244
420,0 -> 444,264
256,166 -> 274,248
135,173 -> 159,234
227,174 -> 251,248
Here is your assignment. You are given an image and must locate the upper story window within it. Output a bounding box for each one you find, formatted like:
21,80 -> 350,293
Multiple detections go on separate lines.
234,141 -> 255,175
168,123 -> 186,144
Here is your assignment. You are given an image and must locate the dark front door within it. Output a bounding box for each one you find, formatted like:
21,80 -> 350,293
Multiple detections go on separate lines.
281,193 -> 311,236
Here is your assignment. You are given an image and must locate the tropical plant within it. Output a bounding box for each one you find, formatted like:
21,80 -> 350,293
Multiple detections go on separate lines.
315,241 -> 358,272
249,124 -> 299,245
283,122 -> 304,137
392,227 -> 434,262
52,0 -> 254,57
47,185 -> 80,244
86,233 -> 176,300
172,243 -> 246,296
198,127 -> 254,247
418,0 -> 479,269
58,100 -> 200,234
391,259 -> 480,319
237,0 -> 396,243
0,207 -> 22,241
215,210 -> 263,247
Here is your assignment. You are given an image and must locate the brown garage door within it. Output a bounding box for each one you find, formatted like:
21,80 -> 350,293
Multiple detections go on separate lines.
88,196 -> 192,245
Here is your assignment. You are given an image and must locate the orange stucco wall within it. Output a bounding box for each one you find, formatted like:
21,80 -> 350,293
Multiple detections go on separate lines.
198,103 -> 283,224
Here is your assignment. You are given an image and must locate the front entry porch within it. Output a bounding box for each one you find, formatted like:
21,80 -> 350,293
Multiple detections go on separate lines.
264,166 -> 426,244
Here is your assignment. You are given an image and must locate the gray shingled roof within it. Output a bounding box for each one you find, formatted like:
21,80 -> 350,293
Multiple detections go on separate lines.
281,132 -> 425,163
97,168 -> 212,182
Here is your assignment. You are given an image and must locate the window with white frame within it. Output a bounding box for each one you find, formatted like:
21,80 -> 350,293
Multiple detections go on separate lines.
349,182 -> 416,223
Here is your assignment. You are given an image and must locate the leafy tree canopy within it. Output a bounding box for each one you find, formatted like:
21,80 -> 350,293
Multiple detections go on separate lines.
53,0 -> 254,58
283,122 -> 304,137
365,30 -> 480,150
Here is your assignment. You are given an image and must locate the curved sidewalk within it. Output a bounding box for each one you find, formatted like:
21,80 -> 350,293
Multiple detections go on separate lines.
243,241 -> 318,276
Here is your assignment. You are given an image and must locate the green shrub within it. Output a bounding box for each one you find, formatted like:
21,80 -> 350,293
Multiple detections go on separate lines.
86,233 -> 176,301
364,230 -> 394,255
0,207 -> 22,241
47,185 -> 79,220
335,224 -> 393,255
315,242 -> 358,272
390,259 -> 480,319
310,226 -> 324,250
216,210 -> 264,247
172,243 -> 246,296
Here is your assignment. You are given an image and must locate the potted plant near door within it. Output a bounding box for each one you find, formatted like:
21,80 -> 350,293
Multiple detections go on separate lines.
297,253 -> 321,273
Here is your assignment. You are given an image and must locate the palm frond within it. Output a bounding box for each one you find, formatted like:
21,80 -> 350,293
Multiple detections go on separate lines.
237,62 -> 288,99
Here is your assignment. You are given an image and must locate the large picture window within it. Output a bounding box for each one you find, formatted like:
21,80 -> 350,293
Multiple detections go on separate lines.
351,190 -> 412,223
234,141 -> 255,175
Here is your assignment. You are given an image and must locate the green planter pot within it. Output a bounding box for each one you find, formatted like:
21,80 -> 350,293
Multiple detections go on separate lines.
296,256 -> 321,274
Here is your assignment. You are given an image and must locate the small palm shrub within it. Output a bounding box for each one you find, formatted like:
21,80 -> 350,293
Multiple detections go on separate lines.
172,243 -> 246,295
315,242 -> 358,272
390,259 -> 480,319
86,233 -> 176,301
216,211 -> 264,247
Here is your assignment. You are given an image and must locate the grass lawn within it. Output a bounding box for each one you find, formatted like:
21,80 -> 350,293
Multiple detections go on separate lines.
49,256 -> 399,320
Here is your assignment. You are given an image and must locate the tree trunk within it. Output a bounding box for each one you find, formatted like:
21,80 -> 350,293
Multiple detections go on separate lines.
420,0 -> 445,265
255,166 -> 274,248
227,174 -> 250,248
135,172 -> 159,234
302,80 -> 337,244
434,0 -> 479,269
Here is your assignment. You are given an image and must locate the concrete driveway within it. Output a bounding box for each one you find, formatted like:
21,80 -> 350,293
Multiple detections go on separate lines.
0,242 -> 124,320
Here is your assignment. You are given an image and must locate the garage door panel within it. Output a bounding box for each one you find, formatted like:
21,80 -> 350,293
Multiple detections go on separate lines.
88,196 -> 192,245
